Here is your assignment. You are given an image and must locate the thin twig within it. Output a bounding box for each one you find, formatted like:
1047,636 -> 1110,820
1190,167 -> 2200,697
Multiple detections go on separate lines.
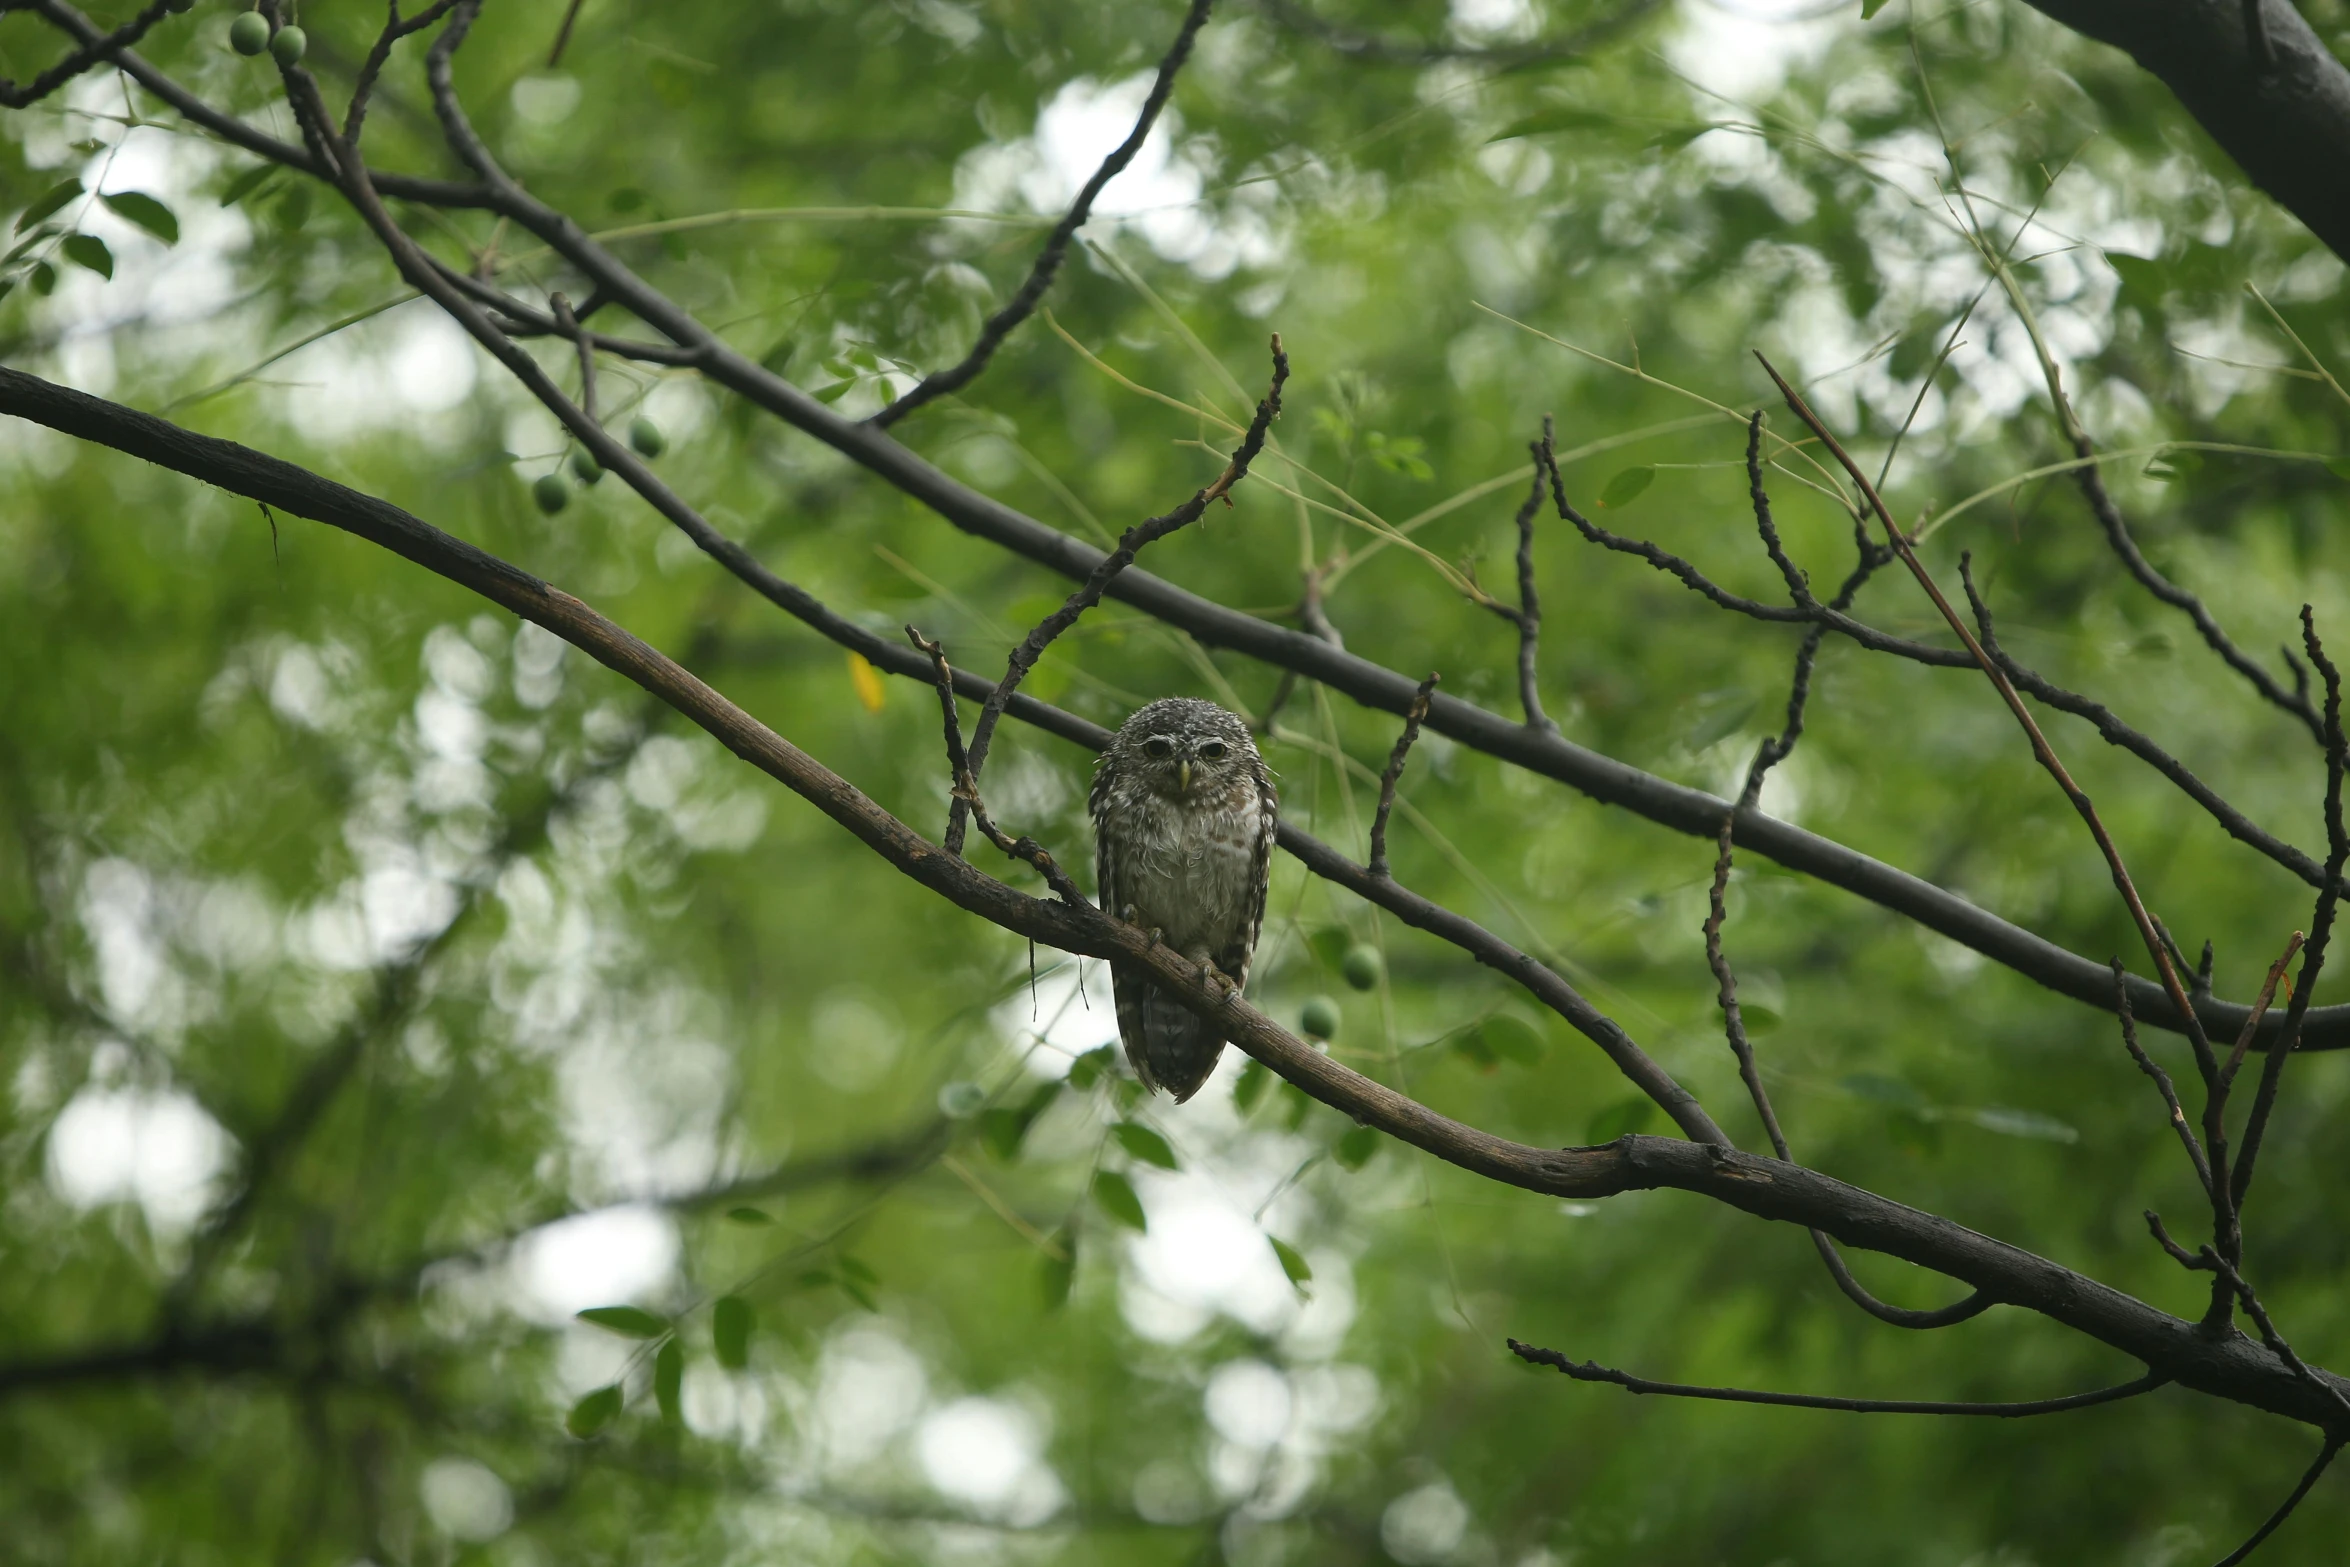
2208,1437 -> 2342,1567
345,0 -> 464,145
0,0 -> 174,108
945,335 -> 1287,854
906,627 -> 1090,906
1368,674 -> 1438,879
549,291 -> 597,426
2230,611 -> 2349,1221
1507,1340 -> 2170,1416
1476,422 -> 1554,730
868,0 -> 1216,427
1756,353 -> 2219,1085
2115,961 -> 2215,1196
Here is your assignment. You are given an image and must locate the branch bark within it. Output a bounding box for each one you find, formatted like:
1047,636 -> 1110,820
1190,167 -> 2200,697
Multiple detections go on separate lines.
5,364 -> 2348,1436
2020,0 -> 2350,264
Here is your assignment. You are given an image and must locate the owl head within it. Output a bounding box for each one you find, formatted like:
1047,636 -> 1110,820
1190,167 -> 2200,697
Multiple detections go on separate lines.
1104,697 -> 1259,801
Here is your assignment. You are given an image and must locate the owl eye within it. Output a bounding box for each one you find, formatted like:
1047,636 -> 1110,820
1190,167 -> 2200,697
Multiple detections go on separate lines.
1197,740 -> 1228,761
1144,737 -> 1175,760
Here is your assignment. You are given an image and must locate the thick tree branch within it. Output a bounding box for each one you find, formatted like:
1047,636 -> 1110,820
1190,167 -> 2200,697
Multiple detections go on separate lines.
2020,0 -> 2350,266
6,365 -> 2349,1434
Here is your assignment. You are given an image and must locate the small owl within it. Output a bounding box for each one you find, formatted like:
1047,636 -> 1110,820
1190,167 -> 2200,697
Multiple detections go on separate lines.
1090,698 -> 1278,1101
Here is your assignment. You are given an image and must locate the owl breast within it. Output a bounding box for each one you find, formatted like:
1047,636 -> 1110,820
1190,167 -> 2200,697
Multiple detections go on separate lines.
1098,786 -> 1264,961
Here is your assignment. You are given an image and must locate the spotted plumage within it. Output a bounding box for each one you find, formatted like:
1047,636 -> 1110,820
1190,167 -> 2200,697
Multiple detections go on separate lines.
1089,698 -> 1278,1101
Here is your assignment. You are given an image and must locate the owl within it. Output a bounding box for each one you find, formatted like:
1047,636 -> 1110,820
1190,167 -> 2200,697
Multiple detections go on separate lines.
1089,698 -> 1278,1101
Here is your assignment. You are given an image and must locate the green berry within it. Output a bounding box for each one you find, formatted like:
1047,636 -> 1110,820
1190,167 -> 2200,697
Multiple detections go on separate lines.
1299,995 -> 1341,1042
228,11 -> 269,54
568,449 -> 604,485
627,415 -> 666,458
1341,944 -> 1383,992
268,23 -> 305,65
532,473 -> 569,515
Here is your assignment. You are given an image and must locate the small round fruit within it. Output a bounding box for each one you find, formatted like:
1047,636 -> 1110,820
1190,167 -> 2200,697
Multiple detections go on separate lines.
228,11 -> 269,54
627,415 -> 666,458
1340,943 -> 1383,992
1299,995 -> 1341,1042
568,449 -> 604,485
268,23 -> 306,65
532,472 -> 569,515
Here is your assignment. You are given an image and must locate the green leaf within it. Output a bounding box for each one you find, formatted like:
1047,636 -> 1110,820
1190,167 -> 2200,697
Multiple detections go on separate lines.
1232,1058 -> 1271,1113
17,179 -> 81,233
1474,1014 -> 1544,1067
565,1384 -> 622,1438
576,1305 -> 668,1338
1686,689 -> 1759,751
1842,1072 -> 1927,1112
1961,1107 -> 2080,1144
218,162 -> 281,207
1112,1121 -> 1179,1170
1269,1236 -> 1313,1291
810,380 -> 854,404
1584,1096 -> 1657,1145
2327,458 -> 2350,484
28,260 -> 55,296
836,1255 -> 879,1285
1039,1233 -> 1075,1309
60,233 -> 111,280
1067,1044 -> 1115,1090
1092,1169 -> 1147,1231
3,228 -> 55,265
978,1106 -> 1032,1161
653,1338 -> 683,1425
1489,105 -> 1620,143
724,1206 -> 772,1225
2105,250 -> 2167,309
99,191 -> 177,245
1453,1026 -> 1498,1070
1737,1003 -> 1781,1037
1598,465 -> 1654,508
712,1295 -> 753,1369
273,183 -> 312,231
0,278 -> 13,306
1860,0 -> 1890,17
1334,1124 -> 1379,1170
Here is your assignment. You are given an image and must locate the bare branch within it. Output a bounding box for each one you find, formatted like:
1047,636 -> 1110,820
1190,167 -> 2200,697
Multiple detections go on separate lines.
0,0 -> 175,109
28,364 -> 2350,1429
2229,610 -> 2350,1217
905,626 -> 1090,907
2115,960 -> 2216,1196
1507,1340 -> 2171,1417
2208,1436 -> 2343,1567
1368,674 -> 1438,879
1758,353 -> 2220,1082
946,335 -> 1287,854
344,0 -> 464,146
868,0 -> 1216,427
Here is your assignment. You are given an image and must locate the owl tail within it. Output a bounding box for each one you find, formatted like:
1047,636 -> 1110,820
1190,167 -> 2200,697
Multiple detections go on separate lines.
1109,962 -> 1225,1102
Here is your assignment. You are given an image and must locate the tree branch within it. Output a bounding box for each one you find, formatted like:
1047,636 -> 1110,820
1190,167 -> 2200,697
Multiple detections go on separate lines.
1507,1340 -> 2172,1417
869,0 -> 1217,427
16,365 -> 2350,1430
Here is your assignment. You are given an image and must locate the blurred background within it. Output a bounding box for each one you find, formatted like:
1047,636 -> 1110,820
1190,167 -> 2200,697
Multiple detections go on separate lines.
3,0 -> 2349,1561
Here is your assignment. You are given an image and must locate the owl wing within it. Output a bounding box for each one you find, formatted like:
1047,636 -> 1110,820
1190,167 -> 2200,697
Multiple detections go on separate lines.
1215,761 -> 1278,991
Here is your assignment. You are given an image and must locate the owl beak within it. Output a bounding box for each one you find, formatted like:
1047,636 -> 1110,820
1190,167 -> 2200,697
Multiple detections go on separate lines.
1177,759 -> 1192,793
